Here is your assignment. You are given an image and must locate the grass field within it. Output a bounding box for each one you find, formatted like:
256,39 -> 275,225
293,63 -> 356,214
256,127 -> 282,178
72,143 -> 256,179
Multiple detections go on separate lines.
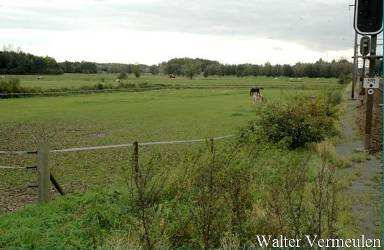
11,73 -> 339,90
0,74 -> 354,248
0,75 -> 342,214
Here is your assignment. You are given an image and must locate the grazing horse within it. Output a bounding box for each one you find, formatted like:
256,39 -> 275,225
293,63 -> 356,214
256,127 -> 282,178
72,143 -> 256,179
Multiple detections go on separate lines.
250,87 -> 264,104
169,74 -> 176,79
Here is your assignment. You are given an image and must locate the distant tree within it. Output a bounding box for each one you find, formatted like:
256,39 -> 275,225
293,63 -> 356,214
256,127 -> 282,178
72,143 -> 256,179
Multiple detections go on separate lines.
164,62 -> 183,75
0,51 -> 62,75
204,64 -> 221,76
263,62 -> 273,77
282,65 -> 294,77
80,61 -> 97,73
149,65 -> 159,75
235,65 -> 246,77
133,64 -> 141,78
59,61 -> 97,74
183,62 -> 200,79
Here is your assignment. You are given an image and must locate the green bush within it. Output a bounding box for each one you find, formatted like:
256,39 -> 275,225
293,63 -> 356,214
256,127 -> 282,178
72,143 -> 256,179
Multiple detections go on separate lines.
338,74 -> 352,84
133,65 -> 141,78
241,96 -> 338,149
326,90 -> 343,106
0,78 -> 22,93
117,72 -> 128,80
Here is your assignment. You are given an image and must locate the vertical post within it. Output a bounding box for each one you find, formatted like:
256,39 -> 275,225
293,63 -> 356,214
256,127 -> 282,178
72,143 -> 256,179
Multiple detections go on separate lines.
352,32 -> 359,99
209,137 -> 215,198
132,141 -> 139,184
381,6 -> 384,247
131,141 -> 152,250
365,35 -> 377,151
381,72 -> 384,248
204,137 -> 215,250
37,144 -> 50,203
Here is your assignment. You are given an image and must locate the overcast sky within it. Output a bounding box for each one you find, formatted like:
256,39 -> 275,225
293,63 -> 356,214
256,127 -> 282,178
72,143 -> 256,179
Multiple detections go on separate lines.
0,0 -> 356,65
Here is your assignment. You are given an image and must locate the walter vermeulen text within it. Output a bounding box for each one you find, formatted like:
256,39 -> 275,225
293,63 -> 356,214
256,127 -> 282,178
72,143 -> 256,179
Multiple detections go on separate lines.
256,235 -> 381,248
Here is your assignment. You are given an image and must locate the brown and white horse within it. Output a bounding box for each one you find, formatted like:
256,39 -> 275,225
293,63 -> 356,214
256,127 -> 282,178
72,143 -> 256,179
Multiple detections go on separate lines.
250,87 -> 264,104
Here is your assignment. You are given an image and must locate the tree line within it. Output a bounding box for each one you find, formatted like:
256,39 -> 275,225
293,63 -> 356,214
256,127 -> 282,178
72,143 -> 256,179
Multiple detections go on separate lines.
0,51 -> 63,74
159,58 -> 353,79
0,51 -> 352,79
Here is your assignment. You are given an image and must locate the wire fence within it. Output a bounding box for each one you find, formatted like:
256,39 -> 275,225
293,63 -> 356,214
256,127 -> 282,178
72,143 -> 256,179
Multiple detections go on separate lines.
0,150 -> 37,155
0,134 -> 236,206
0,135 -> 234,155
0,166 -> 27,170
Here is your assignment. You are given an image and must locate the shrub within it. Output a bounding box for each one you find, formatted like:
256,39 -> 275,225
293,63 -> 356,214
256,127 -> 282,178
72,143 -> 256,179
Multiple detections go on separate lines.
338,74 -> 351,84
117,72 -> 127,80
132,65 -> 141,78
0,78 -> 22,94
117,82 -> 135,89
95,83 -> 104,90
326,90 -> 343,106
242,96 -> 338,149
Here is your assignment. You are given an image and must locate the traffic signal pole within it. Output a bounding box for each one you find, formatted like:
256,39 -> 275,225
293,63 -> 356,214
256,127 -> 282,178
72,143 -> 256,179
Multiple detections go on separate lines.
382,0 -> 384,245
365,35 -> 377,151
352,32 -> 358,100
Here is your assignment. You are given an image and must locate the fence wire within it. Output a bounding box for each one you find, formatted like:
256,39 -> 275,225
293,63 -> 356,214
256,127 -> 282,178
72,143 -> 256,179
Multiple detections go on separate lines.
0,166 -> 26,170
0,135 -> 235,155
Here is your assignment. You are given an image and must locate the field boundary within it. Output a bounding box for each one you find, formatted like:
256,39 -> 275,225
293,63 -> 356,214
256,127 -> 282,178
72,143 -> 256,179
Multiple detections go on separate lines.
0,134 -> 235,204
0,135 -> 235,155
0,83 -> 341,98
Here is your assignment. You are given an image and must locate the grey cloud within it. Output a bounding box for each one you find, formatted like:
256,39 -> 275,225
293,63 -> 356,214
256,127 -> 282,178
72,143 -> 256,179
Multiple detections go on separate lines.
0,0 -> 354,51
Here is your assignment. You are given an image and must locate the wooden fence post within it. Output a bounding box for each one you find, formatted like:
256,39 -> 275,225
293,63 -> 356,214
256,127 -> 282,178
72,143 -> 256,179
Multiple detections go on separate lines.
204,137 -> 215,250
132,141 -> 152,250
132,141 -> 140,188
37,144 -> 50,203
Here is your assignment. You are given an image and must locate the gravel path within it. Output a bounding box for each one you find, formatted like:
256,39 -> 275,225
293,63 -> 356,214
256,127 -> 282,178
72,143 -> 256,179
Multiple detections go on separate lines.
336,95 -> 380,238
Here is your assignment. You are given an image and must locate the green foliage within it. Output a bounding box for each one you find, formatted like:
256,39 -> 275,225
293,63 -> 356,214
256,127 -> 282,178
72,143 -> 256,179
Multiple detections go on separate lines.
149,65 -> 160,75
183,62 -> 200,79
0,78 -> 346,248
133,65 -> 141,78
0,78 -> 22,93
326,90 -> 343,106
241,95 -> 338,149
0,51 -> 63,75
0,49 -> 352,78
338,73 -> 352,84
117,72 -> 128,80
0,191 -> 137,249
162,57 -> 352,78
0,138 -> 344,248
7,73 -> 341,91
59,61 -> 98,74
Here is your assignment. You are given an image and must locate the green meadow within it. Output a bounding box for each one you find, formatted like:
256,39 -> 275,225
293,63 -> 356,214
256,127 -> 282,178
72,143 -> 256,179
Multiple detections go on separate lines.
0,76 -> 341,212
11,73 -> 338,89
0,74 -> 352,249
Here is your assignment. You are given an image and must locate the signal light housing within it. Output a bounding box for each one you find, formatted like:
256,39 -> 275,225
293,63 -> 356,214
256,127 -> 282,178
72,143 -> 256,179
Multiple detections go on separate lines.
354,0 -> 383,35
